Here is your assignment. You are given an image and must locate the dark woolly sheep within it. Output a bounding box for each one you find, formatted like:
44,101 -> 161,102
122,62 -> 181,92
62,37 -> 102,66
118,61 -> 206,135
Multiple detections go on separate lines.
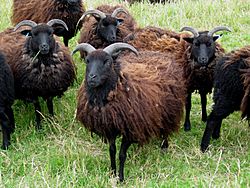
127,25 -> 231,131
11,0 -> 85,46
72,42 -> 186,181
0,19 -> 76,129
0,51 -> 15,150
201,45 -> 250,152
78,5 -> 137,58
180,26 -> 231,131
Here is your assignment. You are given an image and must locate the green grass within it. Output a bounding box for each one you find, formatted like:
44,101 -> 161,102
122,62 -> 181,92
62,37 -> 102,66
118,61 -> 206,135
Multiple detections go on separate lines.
0,0 -> 250,187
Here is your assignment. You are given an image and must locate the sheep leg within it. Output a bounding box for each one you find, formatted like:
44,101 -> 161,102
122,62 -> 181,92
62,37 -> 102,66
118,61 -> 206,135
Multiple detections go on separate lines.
118,137 -> 132,182
184,93 -> 192,131
46,97 -> 54,116
212,119 -> 222,139
161,137 -> 169,151
33,100 -> 42,130
109,138 -> 117,176
200,92 -> 207,122
5,107 -> 15,134
0,109 -> 11,150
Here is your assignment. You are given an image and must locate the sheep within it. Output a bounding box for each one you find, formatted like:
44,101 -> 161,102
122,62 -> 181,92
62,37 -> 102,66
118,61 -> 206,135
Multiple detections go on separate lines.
11,0 -> 85,46
78,5 -> 137,58
0,51 -> 15,150
179,26 -> 231,131
0,19 -> 76,129
201,45 -> 250,152
72,42 -> 186,181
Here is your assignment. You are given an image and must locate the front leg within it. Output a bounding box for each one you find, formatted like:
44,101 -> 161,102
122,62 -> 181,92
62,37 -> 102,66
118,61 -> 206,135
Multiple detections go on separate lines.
109,138 -> 117,176
184,93 -> 192,131
46,97 -> 54,116
33,99 -> 42,130
200,92 -> 207,122
118,137 -> 132,182
0,110 -> 11,150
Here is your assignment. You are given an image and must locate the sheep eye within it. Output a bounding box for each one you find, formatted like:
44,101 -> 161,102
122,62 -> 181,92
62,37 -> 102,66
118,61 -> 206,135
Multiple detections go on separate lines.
102,22 -> 109,27
85,59 -> 90,64
104,59 -> 110,65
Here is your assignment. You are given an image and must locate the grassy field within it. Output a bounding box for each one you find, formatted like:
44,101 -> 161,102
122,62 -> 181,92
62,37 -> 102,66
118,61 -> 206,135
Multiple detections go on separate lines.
0,0 -> 249,187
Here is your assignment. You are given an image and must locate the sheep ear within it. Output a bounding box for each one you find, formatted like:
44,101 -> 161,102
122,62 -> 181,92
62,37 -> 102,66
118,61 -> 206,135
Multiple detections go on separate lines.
183,37 -> 194,44
20,30 -> 32,37
117,19 -> 124,25
213,34 -> 222,41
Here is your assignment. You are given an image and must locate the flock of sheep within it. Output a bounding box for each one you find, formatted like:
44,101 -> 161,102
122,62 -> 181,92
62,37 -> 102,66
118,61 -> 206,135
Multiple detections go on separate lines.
0,0 -> 249,182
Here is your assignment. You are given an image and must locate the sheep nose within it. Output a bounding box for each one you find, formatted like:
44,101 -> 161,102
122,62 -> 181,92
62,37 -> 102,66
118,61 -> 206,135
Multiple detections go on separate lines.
39,43 -> 49,51
198,57 -> 208,65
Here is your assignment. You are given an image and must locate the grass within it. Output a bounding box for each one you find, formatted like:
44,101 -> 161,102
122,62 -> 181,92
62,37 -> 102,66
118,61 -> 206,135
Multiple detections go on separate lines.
0,0 -> 249,187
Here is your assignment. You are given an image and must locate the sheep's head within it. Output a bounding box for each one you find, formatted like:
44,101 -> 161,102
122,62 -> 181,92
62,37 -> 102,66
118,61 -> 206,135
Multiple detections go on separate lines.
78,8 -> 127,43
72,43 -> 138,88
14,19 -> 68,55
181,26 -> 231,66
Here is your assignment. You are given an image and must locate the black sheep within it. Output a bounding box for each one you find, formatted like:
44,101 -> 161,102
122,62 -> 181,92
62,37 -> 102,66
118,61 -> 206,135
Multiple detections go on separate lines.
0,51 -> 15,149
201,45 -> 250,152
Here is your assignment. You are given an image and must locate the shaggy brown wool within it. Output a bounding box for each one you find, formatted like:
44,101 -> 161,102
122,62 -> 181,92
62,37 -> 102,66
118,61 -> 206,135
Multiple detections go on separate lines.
76,51 -> 186,144
78,4 -> 137,57
11,0 -> 85,45
0,28 -> 76,102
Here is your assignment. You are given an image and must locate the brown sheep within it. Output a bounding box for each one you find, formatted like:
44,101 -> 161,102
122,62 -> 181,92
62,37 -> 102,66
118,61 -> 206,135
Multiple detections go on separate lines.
72,42 -> 186,181
127,26 -> 230,131
78,5 -> 137,58
11,0 -> 85,46
0,19 -> 76,129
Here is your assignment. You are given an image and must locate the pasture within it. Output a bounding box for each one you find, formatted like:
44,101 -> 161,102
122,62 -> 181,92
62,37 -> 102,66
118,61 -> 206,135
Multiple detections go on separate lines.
0,0 -> 249,187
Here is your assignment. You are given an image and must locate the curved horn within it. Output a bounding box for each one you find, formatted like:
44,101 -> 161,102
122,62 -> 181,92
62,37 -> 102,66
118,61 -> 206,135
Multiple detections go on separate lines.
103,42 -> 138,56
47,19 -> 68,31
207,26 -> 231,36
78,9 -> 106,22
111,8 -> 128,17
71,43 -> 96,56
14,20 -> 37,31
180,26 -> 199,37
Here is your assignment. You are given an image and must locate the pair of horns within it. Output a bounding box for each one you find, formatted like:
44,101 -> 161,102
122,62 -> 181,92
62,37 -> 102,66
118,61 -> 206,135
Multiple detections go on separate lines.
13,19 -> 69,31
78,7 -> 128,22
72,42 -> 138,57
180,26 -> 231,37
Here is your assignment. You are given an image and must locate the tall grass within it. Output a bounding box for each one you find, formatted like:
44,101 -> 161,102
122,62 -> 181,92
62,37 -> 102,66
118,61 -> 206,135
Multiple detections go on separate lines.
0,0 -> 249,187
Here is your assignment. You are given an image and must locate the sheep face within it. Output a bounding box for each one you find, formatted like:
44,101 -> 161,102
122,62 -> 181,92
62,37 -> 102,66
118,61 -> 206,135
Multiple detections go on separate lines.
85,50 -> 114,88
23,25 -> 56,55
184,32 -> 220,67
95,16 -> 124,43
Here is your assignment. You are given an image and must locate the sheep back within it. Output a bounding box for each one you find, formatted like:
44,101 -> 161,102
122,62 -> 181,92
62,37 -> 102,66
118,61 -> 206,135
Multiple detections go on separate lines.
12,0 -> 85,41
76,51 -> 185,143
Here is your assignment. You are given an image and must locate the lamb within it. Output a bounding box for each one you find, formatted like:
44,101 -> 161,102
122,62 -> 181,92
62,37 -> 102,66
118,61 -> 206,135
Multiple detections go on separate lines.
78,5 -> 137,58
179,26 -> 231,131
0,19 -> 76,129
72,42 -> 186,181
0,51 -> 15,150
201,45 -> 250,152
11,0 -> 85,46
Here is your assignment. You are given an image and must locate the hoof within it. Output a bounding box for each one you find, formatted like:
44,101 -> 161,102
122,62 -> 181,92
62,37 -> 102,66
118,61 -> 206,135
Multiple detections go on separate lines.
184,124 -> 191,131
